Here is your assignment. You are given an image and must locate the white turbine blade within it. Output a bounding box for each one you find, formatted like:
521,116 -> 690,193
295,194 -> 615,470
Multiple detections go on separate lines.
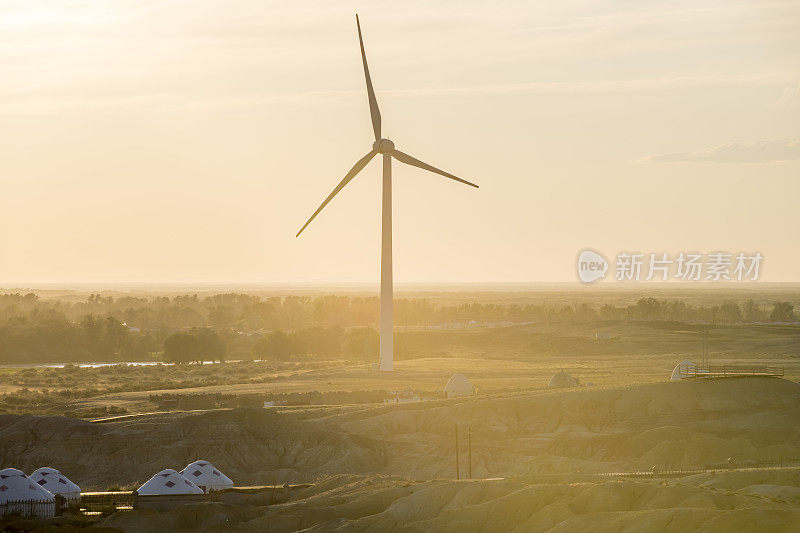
356,14 -> 381,141
392,150 -> 479,188
296,149 -> 377,237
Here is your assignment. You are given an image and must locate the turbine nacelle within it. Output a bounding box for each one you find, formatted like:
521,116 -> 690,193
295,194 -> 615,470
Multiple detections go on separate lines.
373,138 -> 395,154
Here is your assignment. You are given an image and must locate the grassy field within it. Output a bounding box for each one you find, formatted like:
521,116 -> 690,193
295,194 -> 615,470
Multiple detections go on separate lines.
1,319 -> 797,418
1,288 -> 799,530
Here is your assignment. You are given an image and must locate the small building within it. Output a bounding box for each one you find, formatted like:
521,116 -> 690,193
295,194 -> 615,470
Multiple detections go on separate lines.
669,360 -> 781,380
548,371 -> 579,389
670,360 -> 697,381
180,461 -> 234,493
0,468 -> 55,518
444,373 -> 474,398
136,469 -> 204,496
29,467 -> 81,501
385,388 -> 421,403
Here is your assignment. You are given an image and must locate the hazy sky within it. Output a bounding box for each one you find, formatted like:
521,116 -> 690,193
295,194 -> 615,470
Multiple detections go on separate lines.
1,0 -> 799,284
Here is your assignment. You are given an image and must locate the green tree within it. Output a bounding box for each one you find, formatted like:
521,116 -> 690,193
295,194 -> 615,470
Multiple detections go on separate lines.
718,302 -> 741,324
163,332 -> 199,363
342,327 -> 379,363
208,305 -> 235,328
302,326 -> 344,357
742,300 -> 761,322
770,302 -> 796,323
667,300 -> 689,321
105,316 -> 128,358
634,297 -> 663,320
575,303 -> 597,322
254,330 -> 291,360
196,328 -> 226,362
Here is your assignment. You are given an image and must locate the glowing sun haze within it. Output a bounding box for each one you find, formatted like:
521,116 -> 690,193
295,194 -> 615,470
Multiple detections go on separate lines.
1,0 -> 799,283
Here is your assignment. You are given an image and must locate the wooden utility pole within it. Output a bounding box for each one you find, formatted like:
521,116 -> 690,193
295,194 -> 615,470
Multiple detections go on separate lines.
468,426 -> 472,479
700,329 -> 705,366
701,328 -> 710,367
455,424 -> 460,480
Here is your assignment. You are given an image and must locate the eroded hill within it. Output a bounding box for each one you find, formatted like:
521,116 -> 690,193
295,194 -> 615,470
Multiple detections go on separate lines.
1,378 -> 798,489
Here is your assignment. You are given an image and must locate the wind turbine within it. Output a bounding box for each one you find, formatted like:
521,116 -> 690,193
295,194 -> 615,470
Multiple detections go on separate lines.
296,15 -> 479,371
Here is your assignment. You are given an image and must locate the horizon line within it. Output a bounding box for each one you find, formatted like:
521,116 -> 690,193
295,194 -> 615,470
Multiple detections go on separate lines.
3,281 -> 800,291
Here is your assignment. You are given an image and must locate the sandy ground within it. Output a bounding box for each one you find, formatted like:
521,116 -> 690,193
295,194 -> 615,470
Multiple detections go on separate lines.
95,473 -> 800,532
48,349 -> 800,417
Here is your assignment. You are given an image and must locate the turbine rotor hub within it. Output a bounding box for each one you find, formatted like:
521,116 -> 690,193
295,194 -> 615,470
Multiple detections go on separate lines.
374,138 -> 395,154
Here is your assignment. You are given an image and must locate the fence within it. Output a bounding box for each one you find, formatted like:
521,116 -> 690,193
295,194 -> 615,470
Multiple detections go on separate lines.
600,457 -> 800,478
0,484 -> 313,519
0,500 -> 56,519
683,364 -> 784,379
79,491 -> 135,514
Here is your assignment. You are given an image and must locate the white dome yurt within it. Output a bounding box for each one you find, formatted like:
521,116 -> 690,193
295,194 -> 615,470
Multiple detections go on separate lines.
180,460 -> 234,493
548,371 -> 579,389
0,468 -> 56,504
444,373 -> 474,398
29,467 -> 81,500
136,469 -> 203,496
0,468 -> 55,518
670,360 -> 697,381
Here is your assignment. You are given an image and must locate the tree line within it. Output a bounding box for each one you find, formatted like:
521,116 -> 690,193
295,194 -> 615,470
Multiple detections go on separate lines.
0,292 -> 796,363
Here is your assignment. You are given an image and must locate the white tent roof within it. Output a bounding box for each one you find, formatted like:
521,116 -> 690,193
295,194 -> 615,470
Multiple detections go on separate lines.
29,467 -> 81,498
137,469 -> 204,496
548,372 -> 579,389
444,373 -> 474,398
671,360 -> 697,381
180,460 -> 234,492
0,468 -> 55,504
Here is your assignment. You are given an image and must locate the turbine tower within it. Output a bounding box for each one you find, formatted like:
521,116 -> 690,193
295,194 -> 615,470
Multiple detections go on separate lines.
296,15 -> 479,371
